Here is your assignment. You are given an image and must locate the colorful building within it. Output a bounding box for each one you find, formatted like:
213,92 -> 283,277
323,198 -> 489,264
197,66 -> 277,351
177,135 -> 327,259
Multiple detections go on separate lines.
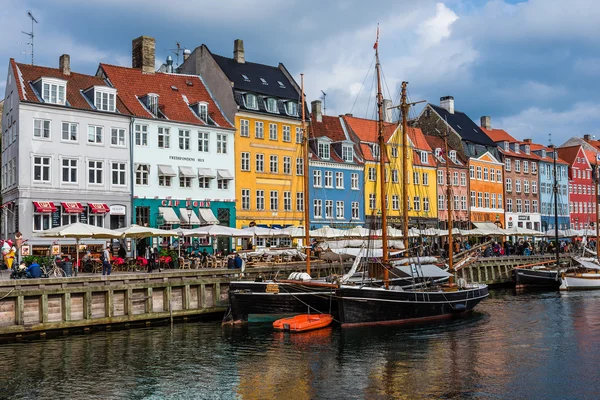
468,151 -> 505,227
178,39 -> 305,229
308,103 -> 364,229
558,145 -> 595,230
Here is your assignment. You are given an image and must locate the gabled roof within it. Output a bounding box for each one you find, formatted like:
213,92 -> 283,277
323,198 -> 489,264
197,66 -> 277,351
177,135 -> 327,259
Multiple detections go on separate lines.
429,104 -> 497,147
211,54 -> 299,101
99,64 -> 232,128
342,115 -> 396,143
481,128 -> 516,143
557,145 -> 586,166
11,59 -> 129,114
423,135 -> 468,167
310,115 -> 347,142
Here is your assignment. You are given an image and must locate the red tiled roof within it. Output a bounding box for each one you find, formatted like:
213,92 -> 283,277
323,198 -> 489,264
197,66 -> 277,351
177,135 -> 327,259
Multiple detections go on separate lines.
481,127 -> 516,143
310,115 -> 346,141
557,145 -> 584,166
583,149 -> 599,166
12,59 -> 130,114
342,115 -> 396,143
584,138 -> 600,151
100,64 -> 232,128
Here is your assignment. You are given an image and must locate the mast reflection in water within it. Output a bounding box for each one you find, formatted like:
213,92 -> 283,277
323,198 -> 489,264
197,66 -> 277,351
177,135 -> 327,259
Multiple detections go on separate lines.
2,290 -> 600,399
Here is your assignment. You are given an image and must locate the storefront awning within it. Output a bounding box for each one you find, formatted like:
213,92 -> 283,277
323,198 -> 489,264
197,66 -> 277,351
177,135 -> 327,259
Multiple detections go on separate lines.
216,169 -> 234,180
33,201 -> 57,213
198,208 -> 219,225
197,168 -> 216,178
157,164 -> 177,177
179,208 -> 201,225
158,207 -> 180,225
88,203 -> 110,214
179,166 -> 196,178
61,202 -> 84,213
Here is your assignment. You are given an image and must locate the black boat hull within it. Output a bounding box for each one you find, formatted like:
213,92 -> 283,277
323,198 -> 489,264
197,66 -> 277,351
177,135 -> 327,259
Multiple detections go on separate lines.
512,268 -> 560,290
336,285 -> 489,327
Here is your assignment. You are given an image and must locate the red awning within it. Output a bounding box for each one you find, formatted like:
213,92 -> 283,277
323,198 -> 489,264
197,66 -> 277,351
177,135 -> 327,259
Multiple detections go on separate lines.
88,203 -> 110,214
33,201 -> 57,213
61,202 -> 84,213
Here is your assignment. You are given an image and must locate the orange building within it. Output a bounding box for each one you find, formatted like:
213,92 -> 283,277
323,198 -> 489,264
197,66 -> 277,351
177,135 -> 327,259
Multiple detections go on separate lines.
469,152 -> 505,227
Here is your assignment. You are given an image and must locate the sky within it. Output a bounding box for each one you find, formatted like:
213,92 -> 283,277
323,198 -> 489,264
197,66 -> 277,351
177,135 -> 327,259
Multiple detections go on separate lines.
1,0 -> 599,145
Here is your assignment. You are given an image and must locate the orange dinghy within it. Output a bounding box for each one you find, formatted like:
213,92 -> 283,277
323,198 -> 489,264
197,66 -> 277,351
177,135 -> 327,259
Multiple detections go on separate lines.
273,314 -> 333,332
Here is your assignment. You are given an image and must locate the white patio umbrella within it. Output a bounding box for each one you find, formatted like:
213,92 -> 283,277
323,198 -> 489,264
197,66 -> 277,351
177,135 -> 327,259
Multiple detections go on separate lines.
180,225 -> 254,238
309,226 -> 348,239
373,227 -> 414,238
280,226 -> 305,238
503,226 -> 544,237
37,222 -> 123,275
240,226 -> 288,237
116,224 -> 179,238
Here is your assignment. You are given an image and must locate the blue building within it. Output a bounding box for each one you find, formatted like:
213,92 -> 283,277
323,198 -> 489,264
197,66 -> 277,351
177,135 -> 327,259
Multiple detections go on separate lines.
308,104 -> 364,229
533,145 -> 570,231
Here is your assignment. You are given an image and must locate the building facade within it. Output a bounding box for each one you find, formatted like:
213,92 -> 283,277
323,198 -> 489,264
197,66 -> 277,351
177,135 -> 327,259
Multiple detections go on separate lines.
558,145 -> 596,230
179,39 -> 305,229
468,152 -> 505,227
1,56 -> 131,250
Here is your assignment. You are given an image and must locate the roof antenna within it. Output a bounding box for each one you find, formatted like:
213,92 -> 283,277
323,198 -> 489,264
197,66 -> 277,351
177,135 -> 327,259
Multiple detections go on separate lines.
169,42 -> 183,66
320,90 -> 327,116
22,11 -> 38,65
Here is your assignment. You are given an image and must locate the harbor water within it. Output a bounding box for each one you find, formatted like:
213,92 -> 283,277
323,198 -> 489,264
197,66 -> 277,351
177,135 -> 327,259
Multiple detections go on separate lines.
2,289 -> 600,399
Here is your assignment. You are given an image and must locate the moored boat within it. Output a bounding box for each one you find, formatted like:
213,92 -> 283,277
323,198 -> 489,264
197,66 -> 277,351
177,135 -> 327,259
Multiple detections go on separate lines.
273,313 -> 333,332
512,267 -> 560,290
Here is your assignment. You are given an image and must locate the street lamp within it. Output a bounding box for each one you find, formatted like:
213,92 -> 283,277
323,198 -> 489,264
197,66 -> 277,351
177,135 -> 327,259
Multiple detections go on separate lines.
186,206 -> 193,228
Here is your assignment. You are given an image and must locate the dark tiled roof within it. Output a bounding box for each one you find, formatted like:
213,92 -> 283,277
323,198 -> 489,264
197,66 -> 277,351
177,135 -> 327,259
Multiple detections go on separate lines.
12,59 -> 130,114
429,104 -> 497,147
423,135 -> 468,166
212,54 -> 299,100
100,64 -> 232,128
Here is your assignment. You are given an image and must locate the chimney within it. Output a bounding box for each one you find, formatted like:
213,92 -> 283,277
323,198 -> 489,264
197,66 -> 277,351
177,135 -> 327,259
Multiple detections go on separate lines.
383,99 -> 393,123
440,96 -> 454,114
311,100 -> 322,123
584,134 -> 592,141
59,54 -> 71,76
132,36 -> 156,74
233,39 -> 245,64
523,138 -> 532,143
480,116 -> 491,130
183,48 -> 191,62
548,144 -> 555,149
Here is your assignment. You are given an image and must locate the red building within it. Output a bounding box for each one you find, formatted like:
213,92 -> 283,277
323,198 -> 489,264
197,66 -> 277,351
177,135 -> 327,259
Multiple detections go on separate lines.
558,145 -> 596,230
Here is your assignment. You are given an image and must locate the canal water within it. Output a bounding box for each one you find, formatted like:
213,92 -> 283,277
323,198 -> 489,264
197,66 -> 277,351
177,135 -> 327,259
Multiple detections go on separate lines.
2,289 -> 600,399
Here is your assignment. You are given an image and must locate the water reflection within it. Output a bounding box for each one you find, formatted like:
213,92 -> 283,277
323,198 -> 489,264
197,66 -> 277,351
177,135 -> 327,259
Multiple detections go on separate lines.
2,290 -> 600,399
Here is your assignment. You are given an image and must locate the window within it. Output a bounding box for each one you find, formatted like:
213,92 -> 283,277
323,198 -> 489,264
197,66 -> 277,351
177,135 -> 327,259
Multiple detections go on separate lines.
515,160 -> 521,172
88,161 -> 103,184
296,158 -> 304,175
296,127 -> 303,144
437,170 -> 444,185
62,210 -> 78,226
516,179 -> 521,193
324,171 -> 333,187
245,94 -> 257,110
217,134 -> 227,153
491,193 -> 496,208
159,175 -> 171,187
484,193 -> 490,208
505,158 -> 511,171
524,180 -> 530,193
424,197 -> 431,212
496,169 -> 501,182
136,164 -> 149,185
283,157 -> 292,175
280,191 -> 291,211
286,102 -> 297,116
351,202 -> 359,219
452,172 -> 458,186
134,124 -> 148,146
524,200 -> 530,213
42,81 -> 66,105
198,132 -> 209,152
34,119 -> 51,139
413,171 -> 420,185
391,146 -> 398,158
351,173 -> 359,189
507,198 -> 513,212
392,169 -> 399,184
392,195 -> 399,210
533,200 -> 538,213
238,119 -> 250,138
470,165 -> 475,178
420,152 -> 428,164
282,126 -> 291,142
368,168 -> 376,181
155,127 -> 170,148
439,195 -> 445,210
372,144 -> 380,159
179,129 -> 190,150
470,191 -> 475,207
516,199 -> 522,213
318,142 -> 330,160
218,179 -> 228,190
324,200 -> 333,218
369,194 -> 376,210
255,121 -> 264,139
335,172 -> 344,188
241,189 -> 250,210
413,196 -> 421,211
490,169 -> 496,182
461,196 -> 467,210
477,192 -> 482,208
296,192 -> 304,211
62,122 -> 77,142
313,170 -> 322,187
336,201 -> 344,219
524,161 -> 529,173
314,199 -> 322,218
498,194 -> 503,209
111,128 -> 126,147
33,213 -> 51,231
483,168 -> 489,181
256,190 -> 265,210
95,90 -> 116,112
88,125 -> 103,144
476,166 -> 482,180
61,158 -> 77,183
266,98 -> 278,113
342,145 -> 354,162
198,177 -> 210,189
460,172 -> 467,186
270,155 -> 278,173
180,176 -> 192,188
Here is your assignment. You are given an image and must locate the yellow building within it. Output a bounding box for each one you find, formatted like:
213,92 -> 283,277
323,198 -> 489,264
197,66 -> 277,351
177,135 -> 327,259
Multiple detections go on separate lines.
342,116 -> 438,228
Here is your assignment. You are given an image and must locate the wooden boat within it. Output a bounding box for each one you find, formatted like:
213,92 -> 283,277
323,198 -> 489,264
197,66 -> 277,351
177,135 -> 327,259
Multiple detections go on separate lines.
273,314 -> 333,332
560,271 -> 600,290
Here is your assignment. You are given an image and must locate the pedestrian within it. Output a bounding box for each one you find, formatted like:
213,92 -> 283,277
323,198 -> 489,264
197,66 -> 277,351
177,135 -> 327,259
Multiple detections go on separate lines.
234,253 -> 243,269
227,254 -> 236,269
101,245 -> 112,276
118,244 -> 126,259
149,247 -> 157,273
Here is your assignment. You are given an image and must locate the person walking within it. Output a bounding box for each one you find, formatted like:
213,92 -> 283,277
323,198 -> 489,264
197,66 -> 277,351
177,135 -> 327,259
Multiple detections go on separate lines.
102,245 -> 112,276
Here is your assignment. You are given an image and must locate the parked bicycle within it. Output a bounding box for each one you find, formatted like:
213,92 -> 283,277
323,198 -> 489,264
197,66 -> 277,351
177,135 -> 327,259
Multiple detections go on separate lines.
41,258 -> 66,278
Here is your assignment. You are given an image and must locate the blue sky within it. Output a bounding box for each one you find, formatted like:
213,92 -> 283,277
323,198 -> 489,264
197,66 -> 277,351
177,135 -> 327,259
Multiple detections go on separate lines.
2,0 -> 599,145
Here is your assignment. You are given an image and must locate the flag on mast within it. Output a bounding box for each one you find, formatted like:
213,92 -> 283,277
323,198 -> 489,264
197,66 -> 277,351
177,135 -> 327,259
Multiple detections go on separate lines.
373,24 -> 379,50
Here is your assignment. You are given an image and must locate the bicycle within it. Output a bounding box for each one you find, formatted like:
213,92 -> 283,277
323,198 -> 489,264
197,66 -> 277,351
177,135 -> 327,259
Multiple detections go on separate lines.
42,259 -> 66,278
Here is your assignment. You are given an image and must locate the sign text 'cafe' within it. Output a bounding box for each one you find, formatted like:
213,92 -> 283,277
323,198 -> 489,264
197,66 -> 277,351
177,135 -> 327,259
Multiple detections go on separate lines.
160,199 -> 211,208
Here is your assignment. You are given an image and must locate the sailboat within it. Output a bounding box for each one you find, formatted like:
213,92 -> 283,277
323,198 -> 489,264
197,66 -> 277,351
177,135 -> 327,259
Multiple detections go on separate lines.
334,35 -> 488,327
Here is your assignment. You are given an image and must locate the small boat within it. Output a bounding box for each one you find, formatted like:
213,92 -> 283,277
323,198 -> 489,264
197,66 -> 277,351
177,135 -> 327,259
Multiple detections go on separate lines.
560,257 -> 600,290
273,314 -> 333,332
512,265 -> 560,290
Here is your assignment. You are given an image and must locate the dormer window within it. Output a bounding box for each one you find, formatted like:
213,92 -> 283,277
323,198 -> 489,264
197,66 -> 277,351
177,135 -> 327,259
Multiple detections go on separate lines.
94,88 -> 116,112
191,102 -> 208,123
241,74 -> 250,82
449,150 -> 457,163
420,151 -> 428,164
342,145 -> 354,162
318,141 -> 330,160
144,93 -> 159,115
524,145 -> 530,154
266,98 -> 278,113
37,78 -> 67,105
372,144 -> 380,159
541,150 -> 547,158
285,101 -> 298,116
245,94 -> 257,110
514,143 -> 520,153
504,141 -> 509,151
277,81 -> 286,88
435,148 -> 442,158
260,78 -> 268,85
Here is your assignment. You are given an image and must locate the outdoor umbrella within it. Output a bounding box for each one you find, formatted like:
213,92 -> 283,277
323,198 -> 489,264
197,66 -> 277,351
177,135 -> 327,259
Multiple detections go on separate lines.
309,226 -> 348,239
116,224 -> 179,238
280,226 -> 305,238
180,225 -> 254,238
240,226 -> 287,237
342,226 -> 371,238
37,222 -> 123,275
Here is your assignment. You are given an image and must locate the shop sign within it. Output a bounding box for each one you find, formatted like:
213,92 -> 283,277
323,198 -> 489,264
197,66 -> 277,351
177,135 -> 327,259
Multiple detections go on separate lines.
518,215 -> 530,221
110,205 -> 126,215
160,199 -> 211,208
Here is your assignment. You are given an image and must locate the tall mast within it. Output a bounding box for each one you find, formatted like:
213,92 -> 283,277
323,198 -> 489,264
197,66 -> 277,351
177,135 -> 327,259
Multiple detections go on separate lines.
552,148 -> 559,268
596,156 -> 599,262
445,130 -> 454,283
374,28 -> 389,289
301,74 -> 311,275
400,82 -> 409,252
